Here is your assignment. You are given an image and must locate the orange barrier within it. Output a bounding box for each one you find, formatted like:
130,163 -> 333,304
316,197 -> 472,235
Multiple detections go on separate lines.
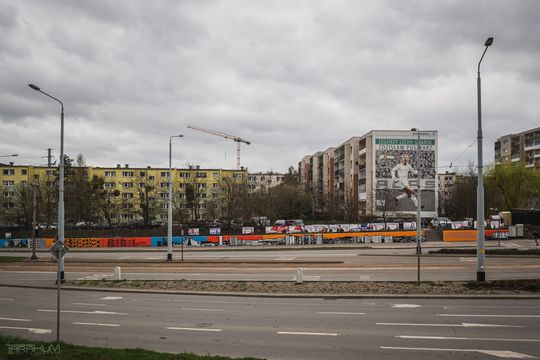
443,229 -> 510,242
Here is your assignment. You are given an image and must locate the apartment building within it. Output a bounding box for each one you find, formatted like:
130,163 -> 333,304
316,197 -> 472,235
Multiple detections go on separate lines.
0,162 -> 246,223
438,171 -> 457,216
495,127 -> 540,168
247,172 -> 285,192
299,130 -> 438,219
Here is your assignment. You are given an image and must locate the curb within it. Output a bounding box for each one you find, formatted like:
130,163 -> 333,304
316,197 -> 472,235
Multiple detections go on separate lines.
1,283 -> 539,300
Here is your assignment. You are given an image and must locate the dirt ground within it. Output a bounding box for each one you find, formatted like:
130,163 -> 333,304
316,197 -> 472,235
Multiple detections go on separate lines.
71,279 -> 540,295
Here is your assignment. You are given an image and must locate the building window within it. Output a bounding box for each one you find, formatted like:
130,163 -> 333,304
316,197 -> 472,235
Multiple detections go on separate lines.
160,171 -> 169,178
149,175 -> 155,181
123,203 -> 134,209
160,203 -> 168,209
122,193 -> 134,199
46,170 -> 54,176
121,214 -> 133,220
3,169 -> 15,175
139,171 -> 146,177
213,172 -> 219,179
3,192 -> 14,198
159,193 -> 168,199
3,202 -> 14,208
34,175 -> 39,180
179,183 -> 186,189
21,169 -> 28,175
122,171 -> 134,177
2,180 -> 14,186
105,182 -> 116,188
195,172 -> 207,178
21,181 -> 28,186
122,182 -> 134,188
196,183 -> 207,189
213,183 -> 218,188
105,171 -> 116,177
160,182 -> 168,188
180,172 -> 190,178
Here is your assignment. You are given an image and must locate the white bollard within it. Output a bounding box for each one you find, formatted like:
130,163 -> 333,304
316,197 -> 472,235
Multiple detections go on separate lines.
114,266 -> 122,280
296,268 -> 303,284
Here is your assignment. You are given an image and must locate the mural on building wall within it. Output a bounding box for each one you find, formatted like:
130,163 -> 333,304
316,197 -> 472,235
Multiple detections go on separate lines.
373,131 -> 438,217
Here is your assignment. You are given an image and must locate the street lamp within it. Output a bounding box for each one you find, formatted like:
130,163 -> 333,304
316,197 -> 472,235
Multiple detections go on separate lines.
28,83 -> 65,281
0,154 -> 19,157
476,37 -> 493,282
168,134 -> 184,261
411,128 -> 422,284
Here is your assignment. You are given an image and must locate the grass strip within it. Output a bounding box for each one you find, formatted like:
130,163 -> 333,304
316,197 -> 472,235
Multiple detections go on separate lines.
429,248 -> 540,255
0,335 -> 261,360
0,256 -> 26,263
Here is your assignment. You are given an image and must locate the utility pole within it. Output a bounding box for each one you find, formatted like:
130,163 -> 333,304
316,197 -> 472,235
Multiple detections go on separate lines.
30,183 -> 39,260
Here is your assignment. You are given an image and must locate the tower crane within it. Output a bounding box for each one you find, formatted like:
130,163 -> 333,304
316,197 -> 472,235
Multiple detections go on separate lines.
187,125 -> 251,170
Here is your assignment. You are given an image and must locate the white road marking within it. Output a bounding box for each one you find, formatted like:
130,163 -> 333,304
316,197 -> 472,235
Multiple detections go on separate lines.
276,256 -> 296,260
504,242 -> 523,248
72,303 -> 107,307
181,308 -> 224,312
377,322 -> 523,328
38,309 -> 128,315
397,335 -> 540,342
100,296 -> 123,300
167,327 -> 222,332
459,257 -> 476,262
277,331 -> 339,336
359,275 -> 370,280
0,298 -> 14,301
380,346 -> 537,359
0,317 -> 31,322
0,325 -> 51,334
317,312 -> 366,315
73,322 -> 120,327
392,304 -> 422,308
439,314 -> 540,318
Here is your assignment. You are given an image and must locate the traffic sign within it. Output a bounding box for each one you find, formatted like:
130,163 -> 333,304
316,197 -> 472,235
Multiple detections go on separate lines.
50,241 -> 69,259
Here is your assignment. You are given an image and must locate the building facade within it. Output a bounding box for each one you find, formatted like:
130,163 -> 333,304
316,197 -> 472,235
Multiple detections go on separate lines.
495,127 -> 540,168
247,172 -> 285,193
0,162 -> 246,225
299,130 -> 439,219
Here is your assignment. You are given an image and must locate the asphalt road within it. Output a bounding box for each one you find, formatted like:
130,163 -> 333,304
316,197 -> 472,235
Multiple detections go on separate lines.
0,286 -> 539,360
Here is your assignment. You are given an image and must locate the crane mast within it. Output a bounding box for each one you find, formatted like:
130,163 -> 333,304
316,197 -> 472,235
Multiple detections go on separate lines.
187,124 -> 251,170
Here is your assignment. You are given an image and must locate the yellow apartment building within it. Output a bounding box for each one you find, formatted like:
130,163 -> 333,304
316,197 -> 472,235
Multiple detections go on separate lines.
0,162 -> 247,224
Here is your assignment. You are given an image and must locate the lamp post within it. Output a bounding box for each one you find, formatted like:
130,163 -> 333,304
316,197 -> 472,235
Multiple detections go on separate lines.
476,37 -> 493,282
411,128 -> 422,284
168,134 -> 184,261
28,84 -> 65,282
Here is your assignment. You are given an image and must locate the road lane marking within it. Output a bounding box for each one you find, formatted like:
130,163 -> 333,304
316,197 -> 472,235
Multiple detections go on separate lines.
317,312 -> 366,315
392,304 -> 422,308
181,308 -> 224,312
459,257 -> 476,262
0,298 -> 14,301
72,303 -> 107,307
99,296 -> 123,300
0,317 -> 31,322
276,256 -> 296,260
0,325 -> 51,334
277,331 -> 339,336
438,314 -> 540,318
167,327 -> 222,332
73,322 -> 120,327
397,335 -> 540,342
380,346 -> 537,359
38,309 -> 128,315
376,322 -> 523,328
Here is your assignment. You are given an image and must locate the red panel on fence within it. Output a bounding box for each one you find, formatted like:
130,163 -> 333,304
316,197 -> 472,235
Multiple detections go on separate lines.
101,237 -> 151,247
207,236 -> 219,243
238,235 -> 263,241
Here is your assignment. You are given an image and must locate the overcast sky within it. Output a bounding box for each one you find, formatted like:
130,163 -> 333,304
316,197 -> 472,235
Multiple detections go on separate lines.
1,0 -> 539,173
